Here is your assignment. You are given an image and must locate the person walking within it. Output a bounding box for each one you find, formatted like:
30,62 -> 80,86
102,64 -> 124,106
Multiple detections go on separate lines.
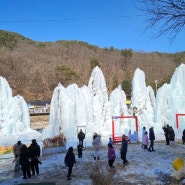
92,133 -> 101,160
169,126 -> 175,145
77,129 -> 85,148
162,124 -> 170,145
93,132 -> 98,140
182,129 -> 185,145
108,137 -> 113,145
64,147 -> 76,180
148,127 -> 155,152
28,139 -> 41,176
141,127 -> 146,149
107,143 -> 116,168
77,141 -> 83,158
143,131 -> 149,150
120,135 -> 129,166
19,144 -> 31,179
13,141 -> 23,171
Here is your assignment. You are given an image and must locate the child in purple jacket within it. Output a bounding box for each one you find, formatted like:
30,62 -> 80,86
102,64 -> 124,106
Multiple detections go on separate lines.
107,143 -> 116,168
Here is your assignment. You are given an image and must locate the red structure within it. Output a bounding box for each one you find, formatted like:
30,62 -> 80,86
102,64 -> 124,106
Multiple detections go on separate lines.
176,114 -> 185,129
112,116 -> 138,143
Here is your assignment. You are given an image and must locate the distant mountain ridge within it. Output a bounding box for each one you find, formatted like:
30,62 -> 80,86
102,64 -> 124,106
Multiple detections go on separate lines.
0,29 -> 184,102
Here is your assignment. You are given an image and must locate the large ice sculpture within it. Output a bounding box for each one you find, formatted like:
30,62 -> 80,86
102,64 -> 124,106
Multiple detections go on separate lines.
2,63 -> 185,147
0,77 -> 41,146
42,82 -> 95,146
131,68 -> 155,131
154,63 -> 185,137
88,66 -> 110,133
42,67 -> 129,147
109,85 -> 129,135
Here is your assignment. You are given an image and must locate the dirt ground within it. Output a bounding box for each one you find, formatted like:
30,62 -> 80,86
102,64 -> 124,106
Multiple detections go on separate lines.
1,142 -> 185,185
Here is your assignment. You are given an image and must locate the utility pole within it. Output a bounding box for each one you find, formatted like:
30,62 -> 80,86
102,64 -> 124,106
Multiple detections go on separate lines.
154,80 -> 158,95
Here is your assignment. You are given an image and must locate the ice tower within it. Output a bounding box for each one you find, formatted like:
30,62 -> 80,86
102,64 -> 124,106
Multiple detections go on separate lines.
0,76 -> 41,146
42,67 -> 129,147
131,68 -> 155,132
154,63 -> 185,139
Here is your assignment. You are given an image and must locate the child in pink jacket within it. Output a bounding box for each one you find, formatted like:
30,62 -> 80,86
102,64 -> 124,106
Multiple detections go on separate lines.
143,131 -> 149,150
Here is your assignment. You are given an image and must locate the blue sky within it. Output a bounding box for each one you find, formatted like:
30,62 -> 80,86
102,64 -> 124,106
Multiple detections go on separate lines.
0,0 -> 184,53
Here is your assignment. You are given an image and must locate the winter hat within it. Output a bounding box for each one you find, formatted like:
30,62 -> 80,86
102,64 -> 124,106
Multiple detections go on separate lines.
108,143 -> 112,147
68,146 -> 73,151
32,139 -> 36,143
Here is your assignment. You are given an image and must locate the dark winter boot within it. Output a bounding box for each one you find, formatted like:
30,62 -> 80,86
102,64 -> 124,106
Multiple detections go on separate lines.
97,156 -> 100,160
94,157 -> 96,160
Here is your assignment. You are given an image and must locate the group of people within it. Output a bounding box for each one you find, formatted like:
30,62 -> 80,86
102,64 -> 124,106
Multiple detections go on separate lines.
13,139 -> 41,179
77,130 -> 102,160
162,124 -> 175,145
12,125 -> 185,182
141,126 -> 155,152
65,129 -> 86,181
65,129 -> 129,181
141,124 -> 177,152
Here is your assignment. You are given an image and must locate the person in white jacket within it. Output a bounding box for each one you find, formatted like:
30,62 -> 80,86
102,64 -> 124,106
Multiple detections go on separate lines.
92,133 -> 101,160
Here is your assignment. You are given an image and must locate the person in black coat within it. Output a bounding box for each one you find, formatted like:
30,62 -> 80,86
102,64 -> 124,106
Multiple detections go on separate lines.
162,124 -> 170,145
77,129 -> 85,148
19,144 -> 31,179
77,141 -> 83,158
64,147 -> 76,180
120,135 -> 129,166
168,126 -> 175,144
148,127 -> 155,152
182,129 -> 185,145
28,139 -> 41,176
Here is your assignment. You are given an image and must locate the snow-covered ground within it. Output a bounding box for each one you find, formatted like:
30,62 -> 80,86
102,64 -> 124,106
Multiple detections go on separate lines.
1,141 -> 185,185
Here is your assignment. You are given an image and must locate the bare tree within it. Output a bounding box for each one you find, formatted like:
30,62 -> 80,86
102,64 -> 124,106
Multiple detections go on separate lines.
139,0 -> 185,41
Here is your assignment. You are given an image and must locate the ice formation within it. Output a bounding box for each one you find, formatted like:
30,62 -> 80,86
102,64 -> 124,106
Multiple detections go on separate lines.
1,64 -> 185,147
0,77 -> 41,146
154,63 -> 185,138
42,67 -> 118,147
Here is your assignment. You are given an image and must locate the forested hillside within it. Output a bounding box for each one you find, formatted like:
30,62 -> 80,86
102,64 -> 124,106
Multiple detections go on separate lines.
0,30 -> 184,102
